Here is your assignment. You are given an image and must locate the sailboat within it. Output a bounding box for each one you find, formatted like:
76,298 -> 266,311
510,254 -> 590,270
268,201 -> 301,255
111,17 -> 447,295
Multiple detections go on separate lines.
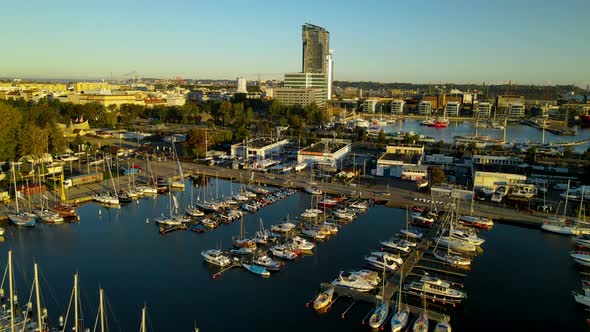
186,182 -> 204,217
400,207 -> 423,239
434,315 -> 452,332
139,304 -> 148,332
391,273 -> 410,332
155,193 -> 187,225
169,137 -> 185,190
368,264 -> 389,329
542,180 -> 589,235
50,172 -> 78,219
434,210 -> 472,266
412,294 -> 429,332
233,216 -> 256,249
7,166 -> 36,227
143,155 -> 158,195
63,272 -> 84,332
93,156 -> 120,206
34,194 -> 64,224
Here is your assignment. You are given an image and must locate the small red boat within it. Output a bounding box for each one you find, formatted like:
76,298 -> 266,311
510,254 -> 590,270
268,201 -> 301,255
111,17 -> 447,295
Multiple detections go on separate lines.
318,199 -> 338,208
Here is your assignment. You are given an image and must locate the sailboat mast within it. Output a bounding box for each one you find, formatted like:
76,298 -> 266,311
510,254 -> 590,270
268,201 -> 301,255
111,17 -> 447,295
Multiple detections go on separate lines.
564,179 -> 571,219
578,189 -> 586,220
140,305 -> 146,332
34,263 -> 43,332
74,273 -> 79,332
99,288 -> 105,332
8,251 -> 15,332
13,167 -> 19,213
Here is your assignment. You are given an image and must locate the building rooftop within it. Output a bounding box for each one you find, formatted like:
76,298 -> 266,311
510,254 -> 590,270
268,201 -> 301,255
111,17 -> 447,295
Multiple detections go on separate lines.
300,142 -> 348,154
379,153 -> 421,165
244,137 -> 287,149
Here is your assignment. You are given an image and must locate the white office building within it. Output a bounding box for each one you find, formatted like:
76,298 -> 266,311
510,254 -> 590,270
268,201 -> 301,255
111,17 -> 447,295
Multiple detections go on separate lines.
477,102 -> 492,117
237,77 -> 247,93
362,99 -> 379,113
326,50 -> 333,101
284,72 -> 328,103
419,101 -> 433,115
508,103 -> 526,118
391,100 -> 405,114
444,102 -> 461,117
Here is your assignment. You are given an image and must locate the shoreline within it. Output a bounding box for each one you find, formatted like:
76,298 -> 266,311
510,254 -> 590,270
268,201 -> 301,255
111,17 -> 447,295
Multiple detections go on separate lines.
0,159 -> 549,228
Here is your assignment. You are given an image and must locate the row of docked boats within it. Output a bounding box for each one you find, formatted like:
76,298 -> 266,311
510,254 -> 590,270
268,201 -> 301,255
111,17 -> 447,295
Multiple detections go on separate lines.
201,196 -> 375,277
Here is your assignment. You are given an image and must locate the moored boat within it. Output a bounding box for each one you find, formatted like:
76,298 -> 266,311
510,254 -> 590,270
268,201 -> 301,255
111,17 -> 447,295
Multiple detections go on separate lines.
201,249 -> 232,267
312,287 -> 334,310
242,263 -> 270,277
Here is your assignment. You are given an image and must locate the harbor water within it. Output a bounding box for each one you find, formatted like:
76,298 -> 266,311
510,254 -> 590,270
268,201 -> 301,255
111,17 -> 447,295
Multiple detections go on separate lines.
1,178 -> 588,331
385,120 -> 590,152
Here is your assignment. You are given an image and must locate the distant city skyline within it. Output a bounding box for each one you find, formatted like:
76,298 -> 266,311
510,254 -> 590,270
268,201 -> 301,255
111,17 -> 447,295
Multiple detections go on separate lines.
1,0 -> 589,87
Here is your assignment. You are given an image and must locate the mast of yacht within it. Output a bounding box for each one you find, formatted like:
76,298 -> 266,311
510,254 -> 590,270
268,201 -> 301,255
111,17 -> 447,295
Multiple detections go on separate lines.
564,179 -> 571,220
34,263 -> 44,332
140,304 -> 147,332
8,250 -> 15,332
542,107 -> 546,145
502,116 -> 508,144
99,288 -> 105,332
74,273 -> 79,332
578,189 -> 585,225
12,167 -> 20,214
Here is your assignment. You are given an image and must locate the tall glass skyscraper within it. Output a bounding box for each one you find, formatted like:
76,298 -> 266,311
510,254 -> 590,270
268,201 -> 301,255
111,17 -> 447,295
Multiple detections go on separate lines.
302,23 -> 330,74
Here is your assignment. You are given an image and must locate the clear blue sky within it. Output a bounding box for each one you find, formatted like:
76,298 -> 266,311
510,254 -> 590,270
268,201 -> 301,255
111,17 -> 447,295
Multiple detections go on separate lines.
1,0 -> 589,86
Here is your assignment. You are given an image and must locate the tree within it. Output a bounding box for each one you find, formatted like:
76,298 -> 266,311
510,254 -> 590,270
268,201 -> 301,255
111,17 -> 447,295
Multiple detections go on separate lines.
0,104 -> 21,160
428,166 -> 446,185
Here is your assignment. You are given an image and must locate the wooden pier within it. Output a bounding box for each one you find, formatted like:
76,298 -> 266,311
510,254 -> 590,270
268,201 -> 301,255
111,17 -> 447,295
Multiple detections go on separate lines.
321,214 -> 467,323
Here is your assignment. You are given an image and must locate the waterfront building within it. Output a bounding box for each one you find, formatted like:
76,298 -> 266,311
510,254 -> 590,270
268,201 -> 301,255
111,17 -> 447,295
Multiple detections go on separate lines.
376,145 -> 427,180
497,95 -> 525,108
391,99 -> 405,114
237,77 -> 247,93
473,171 -> 527,191
476,102 -> 492,118
508,103 -> 526,118
418,101 -> 433,115
425,154 -> 455,165
297,140 -> 351,171
362,99 -> 379,113
444,102 -> 461,117
230,138 -> 290,160
273,88 -> 324,107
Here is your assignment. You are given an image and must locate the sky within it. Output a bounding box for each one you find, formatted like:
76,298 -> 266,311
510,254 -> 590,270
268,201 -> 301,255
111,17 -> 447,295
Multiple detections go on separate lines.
1,0 -> 589,86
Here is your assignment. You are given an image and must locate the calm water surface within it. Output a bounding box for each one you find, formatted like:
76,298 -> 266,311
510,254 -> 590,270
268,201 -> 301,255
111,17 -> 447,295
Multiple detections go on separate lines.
1,178 -> 588,331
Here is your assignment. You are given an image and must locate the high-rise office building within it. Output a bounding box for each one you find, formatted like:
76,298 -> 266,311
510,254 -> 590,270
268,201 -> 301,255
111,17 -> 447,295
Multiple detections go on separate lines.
302,23 -> 330,74
237,77 -> 247,93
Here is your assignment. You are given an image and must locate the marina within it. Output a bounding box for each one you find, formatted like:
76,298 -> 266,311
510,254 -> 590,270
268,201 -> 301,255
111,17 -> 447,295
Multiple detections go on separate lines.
0,177 -> 587,331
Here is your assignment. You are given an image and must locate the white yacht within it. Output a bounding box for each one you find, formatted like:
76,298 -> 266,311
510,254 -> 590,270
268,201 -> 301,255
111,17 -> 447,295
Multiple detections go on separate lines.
380,239 -> 412,253
201,249 -> 232,267
331,272 -> 375,292
409,274 -> 467,301
571,251 -> 590,267
573,287 -> 590,307
365,253 -> 398,272
436,235 -> 476,252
